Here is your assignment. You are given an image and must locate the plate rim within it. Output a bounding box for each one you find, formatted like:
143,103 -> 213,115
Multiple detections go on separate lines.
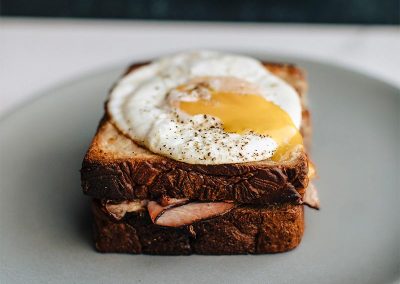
0,49 -> 399,284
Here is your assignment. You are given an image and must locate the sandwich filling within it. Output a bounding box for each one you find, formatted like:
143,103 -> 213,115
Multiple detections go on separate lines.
107,51 -> 302,164
103,184 -> 319,228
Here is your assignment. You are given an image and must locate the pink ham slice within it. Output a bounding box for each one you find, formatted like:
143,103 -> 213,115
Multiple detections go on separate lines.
105,200 -> 147,220
302,183 -> 320,209
147,200 -> 235,227
147,201 -> 166,222
159,196 -> 189,207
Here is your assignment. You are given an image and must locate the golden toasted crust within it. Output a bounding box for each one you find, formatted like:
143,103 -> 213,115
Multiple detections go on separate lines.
81,62 -> 312,204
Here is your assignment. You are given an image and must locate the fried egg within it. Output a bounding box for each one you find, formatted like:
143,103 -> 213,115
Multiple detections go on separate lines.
107,51 -> 302,164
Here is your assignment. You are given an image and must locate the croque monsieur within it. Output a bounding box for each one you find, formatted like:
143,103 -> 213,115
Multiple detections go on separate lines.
81,51 -> 319,255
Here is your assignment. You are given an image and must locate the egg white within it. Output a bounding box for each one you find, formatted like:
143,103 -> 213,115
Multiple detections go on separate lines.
107,51 -> 302,164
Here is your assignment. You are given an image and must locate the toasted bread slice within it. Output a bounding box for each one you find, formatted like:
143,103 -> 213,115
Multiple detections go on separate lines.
81,62 -> 312,205
92,200 -> 304,255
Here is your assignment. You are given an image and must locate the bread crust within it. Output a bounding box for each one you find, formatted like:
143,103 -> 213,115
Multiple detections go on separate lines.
92,199 -> 304,255
81,62 -> 311,204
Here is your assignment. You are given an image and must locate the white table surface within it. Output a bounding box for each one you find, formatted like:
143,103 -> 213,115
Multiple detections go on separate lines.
1,18 -> 399,116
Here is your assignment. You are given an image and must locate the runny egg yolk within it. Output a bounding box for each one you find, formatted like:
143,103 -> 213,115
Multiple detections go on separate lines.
179,90 -> 303,161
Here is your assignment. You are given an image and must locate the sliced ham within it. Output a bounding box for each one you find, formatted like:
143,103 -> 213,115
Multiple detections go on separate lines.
159,196 -> 189,207
147,201 -> 167,223
302,183 -> 320,209
105,200 -> 147,220
147,201 -> 235,227
105,185 -> 317,226
147,197 -> 190,223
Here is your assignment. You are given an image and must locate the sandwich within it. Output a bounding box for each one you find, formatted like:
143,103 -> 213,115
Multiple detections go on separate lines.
80,51 -> 319,255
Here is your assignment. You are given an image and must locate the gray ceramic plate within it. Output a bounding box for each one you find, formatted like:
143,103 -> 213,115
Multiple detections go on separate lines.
0,54 -> 399,284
